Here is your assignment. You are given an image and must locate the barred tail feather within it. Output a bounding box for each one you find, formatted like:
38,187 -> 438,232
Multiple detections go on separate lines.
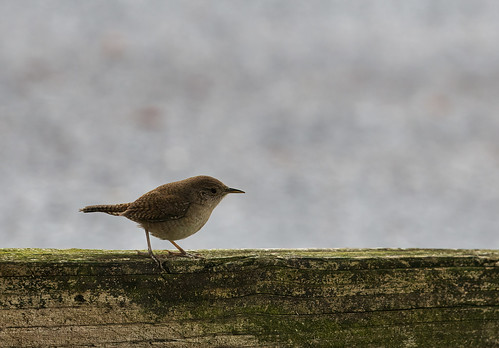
80,203 -> 131,216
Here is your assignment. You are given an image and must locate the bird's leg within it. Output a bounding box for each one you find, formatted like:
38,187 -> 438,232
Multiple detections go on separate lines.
137,229 -> 164,270
170,240 -> 186,254
167,240 -> 203,258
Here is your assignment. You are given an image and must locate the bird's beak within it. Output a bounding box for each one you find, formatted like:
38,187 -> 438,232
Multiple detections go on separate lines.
225,187 -> 245,194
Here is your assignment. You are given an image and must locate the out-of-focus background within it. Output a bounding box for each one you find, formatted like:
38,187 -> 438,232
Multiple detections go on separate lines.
2,1 -> 499,250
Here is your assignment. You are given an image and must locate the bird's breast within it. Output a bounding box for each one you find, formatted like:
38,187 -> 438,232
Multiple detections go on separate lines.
144,204 -> 213,241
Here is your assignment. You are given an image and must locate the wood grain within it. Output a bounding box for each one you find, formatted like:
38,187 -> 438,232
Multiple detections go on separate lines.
1,249 -> 498,347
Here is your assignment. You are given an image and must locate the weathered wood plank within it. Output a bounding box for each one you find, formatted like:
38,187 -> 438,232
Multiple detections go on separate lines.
0,248 -> 498,347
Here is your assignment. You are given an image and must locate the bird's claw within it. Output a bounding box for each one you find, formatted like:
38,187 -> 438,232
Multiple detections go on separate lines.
136,249 -> 203,264
167,250 -> 203,259
136,250 -> 165,271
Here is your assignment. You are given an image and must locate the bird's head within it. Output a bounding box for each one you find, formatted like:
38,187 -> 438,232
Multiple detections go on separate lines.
187,176 -> 244,207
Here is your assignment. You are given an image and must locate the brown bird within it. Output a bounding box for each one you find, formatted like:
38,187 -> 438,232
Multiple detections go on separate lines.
80,175 -> 244,265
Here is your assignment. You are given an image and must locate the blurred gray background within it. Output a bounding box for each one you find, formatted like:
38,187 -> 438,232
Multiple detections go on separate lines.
1,1 -> 499,250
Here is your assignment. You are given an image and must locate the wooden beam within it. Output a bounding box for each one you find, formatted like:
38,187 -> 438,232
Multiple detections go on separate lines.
1,248 -> 498,347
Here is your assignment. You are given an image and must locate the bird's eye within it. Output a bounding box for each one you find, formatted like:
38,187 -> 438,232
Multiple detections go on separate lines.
210,188 -> 217,194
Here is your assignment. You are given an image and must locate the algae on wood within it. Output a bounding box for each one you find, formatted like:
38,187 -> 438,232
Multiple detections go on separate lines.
0,248 -> 498,347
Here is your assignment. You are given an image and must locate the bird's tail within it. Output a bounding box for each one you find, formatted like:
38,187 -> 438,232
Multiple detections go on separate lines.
80,203 -> 131,216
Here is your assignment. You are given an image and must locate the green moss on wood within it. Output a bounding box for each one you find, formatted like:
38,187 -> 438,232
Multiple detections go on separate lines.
1,247 -> 498,261
1,248 -> 498,347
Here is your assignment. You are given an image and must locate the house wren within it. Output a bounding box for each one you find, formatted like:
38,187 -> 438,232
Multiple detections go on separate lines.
80,176 -> 244,265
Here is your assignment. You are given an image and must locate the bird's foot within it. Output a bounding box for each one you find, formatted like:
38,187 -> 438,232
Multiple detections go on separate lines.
166,250 -> 203,259
136,250 -> 166,271
136,250 -> 202,259
136,250 -> 151,257
136,250 -> 203,269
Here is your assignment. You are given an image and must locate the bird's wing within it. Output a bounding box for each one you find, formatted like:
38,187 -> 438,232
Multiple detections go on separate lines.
121,191 -> 190,223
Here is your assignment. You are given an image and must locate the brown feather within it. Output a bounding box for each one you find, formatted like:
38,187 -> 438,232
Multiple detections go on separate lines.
121,191 -> 191,223
80,203 -> 131,216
